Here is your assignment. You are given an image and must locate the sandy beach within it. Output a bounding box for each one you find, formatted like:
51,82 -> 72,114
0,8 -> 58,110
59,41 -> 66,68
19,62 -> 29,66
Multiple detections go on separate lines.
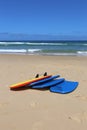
0,54 -> 87,130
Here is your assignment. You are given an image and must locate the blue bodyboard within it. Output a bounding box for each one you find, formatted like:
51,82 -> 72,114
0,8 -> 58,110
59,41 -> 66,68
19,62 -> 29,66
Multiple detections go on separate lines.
29,75 -> 60,86
32,78 -> 65,88
50,80 -> 79,94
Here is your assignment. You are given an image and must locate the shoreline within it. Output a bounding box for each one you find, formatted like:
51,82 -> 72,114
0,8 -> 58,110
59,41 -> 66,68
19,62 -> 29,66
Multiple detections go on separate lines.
0,52 -> 87,56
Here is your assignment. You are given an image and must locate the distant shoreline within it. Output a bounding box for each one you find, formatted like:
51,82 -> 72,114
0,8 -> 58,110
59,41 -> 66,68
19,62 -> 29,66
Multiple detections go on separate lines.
0,40 -> 87,42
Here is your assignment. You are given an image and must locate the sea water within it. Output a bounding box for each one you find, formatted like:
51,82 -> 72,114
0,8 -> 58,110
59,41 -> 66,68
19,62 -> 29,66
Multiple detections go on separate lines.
0,41 -> 87,56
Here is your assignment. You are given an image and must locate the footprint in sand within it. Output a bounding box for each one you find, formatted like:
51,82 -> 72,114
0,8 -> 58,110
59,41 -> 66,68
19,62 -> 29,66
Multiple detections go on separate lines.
32,121 -> 43,130
0,102 -> 9,115
68,112 -> 87,123
0,102 -> 9,108
29,101 -> 38,108
75,95 -> 87,101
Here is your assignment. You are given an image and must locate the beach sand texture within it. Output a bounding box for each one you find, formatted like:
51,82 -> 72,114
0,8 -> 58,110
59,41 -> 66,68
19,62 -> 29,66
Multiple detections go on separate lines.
0,54 -> 87,130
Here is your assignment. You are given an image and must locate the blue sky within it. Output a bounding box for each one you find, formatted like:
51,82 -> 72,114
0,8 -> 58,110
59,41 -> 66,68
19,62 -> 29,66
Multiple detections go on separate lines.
0,0 -> 87,38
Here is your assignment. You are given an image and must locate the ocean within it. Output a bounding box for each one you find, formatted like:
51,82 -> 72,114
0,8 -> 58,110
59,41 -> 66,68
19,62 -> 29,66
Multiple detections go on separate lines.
0,41 -> 87,56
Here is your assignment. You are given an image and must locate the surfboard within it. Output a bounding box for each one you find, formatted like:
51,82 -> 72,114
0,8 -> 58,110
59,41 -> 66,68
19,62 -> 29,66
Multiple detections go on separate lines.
29,75 -> 60,87
10,75 -> 52,89
32,78 -> 65,89
50,80 -> 79,94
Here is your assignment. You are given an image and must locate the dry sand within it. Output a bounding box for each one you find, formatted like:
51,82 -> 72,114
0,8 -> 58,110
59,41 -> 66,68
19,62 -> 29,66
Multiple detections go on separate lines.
0,54 -> 87,130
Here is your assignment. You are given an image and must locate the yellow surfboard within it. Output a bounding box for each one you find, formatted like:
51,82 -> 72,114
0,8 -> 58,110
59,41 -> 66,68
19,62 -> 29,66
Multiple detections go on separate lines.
10,75 -> 52,89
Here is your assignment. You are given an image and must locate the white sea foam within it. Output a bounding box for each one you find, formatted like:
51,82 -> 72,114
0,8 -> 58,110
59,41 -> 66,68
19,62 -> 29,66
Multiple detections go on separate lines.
28,49 -> 41,53
84,44 -> 87,46
0,49 -> 42,54
40,43 -> 68,45
77,51 -> 87,56
0,42 -> 24,45
0,49 -> 87,56
26,42 -> 68,46
0,42 -> 7,45
10,42 -> 24,45
0,49 -> 26,53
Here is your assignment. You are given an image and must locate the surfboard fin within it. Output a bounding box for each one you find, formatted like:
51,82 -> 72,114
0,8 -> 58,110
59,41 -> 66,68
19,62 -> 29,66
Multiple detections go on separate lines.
44,72 -> 47,76
35,74 -> 39,78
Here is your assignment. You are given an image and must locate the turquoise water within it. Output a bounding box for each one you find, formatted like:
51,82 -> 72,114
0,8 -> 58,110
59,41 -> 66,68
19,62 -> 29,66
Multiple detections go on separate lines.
0,41 -> 87,56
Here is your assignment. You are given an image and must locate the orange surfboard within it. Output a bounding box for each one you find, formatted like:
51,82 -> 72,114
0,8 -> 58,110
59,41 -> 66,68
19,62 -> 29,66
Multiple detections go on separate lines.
10,75 -> 52,89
